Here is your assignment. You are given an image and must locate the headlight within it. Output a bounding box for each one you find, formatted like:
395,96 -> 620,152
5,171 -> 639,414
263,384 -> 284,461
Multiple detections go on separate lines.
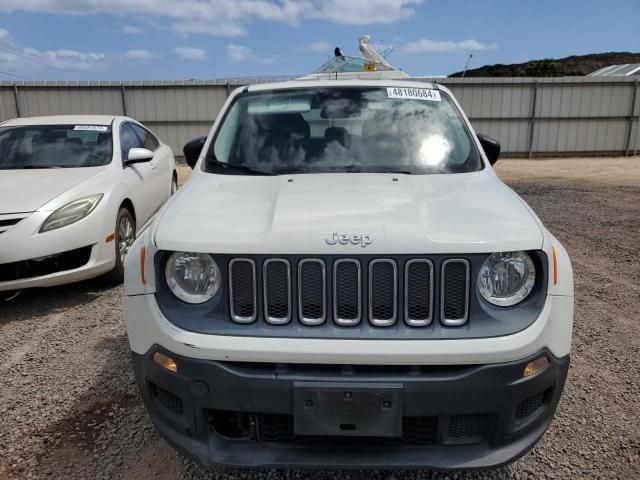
477,251 -> 536,307
40,194 -> 103,233
165,252 -> 221,304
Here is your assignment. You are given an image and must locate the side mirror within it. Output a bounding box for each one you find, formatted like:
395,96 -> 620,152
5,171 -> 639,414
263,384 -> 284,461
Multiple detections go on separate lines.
125,147 -> 154,165
183,136 -> 207,169
477,134 -> 501,166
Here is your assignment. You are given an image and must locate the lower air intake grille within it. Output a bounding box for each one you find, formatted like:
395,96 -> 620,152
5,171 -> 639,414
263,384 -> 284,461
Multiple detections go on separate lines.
448,415 -> 489,443
401,416 -> 437,445
516,390 -> 547,419
257,413 -> 295,442
151,383 -> 184,415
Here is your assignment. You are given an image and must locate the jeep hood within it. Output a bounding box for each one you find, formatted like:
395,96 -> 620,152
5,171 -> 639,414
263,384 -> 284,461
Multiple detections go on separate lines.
0,167 -> 105,213
154,172 -> 543,254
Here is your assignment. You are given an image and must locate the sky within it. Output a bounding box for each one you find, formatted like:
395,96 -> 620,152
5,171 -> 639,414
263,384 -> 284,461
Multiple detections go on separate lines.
0,0 -> 638,81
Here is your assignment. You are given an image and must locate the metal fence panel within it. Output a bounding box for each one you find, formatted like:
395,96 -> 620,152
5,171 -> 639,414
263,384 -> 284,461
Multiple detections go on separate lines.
1,78 -> 638,157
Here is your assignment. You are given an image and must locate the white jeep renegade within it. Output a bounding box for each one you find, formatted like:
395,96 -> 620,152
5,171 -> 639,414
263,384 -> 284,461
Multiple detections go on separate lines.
123,80 -> 573,469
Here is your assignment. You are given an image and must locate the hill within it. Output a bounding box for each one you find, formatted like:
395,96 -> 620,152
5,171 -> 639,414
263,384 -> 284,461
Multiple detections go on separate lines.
449,52 -> 640,77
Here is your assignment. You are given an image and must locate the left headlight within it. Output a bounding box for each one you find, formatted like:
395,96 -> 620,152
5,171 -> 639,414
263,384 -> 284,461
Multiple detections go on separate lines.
165,252 -> 221,304
40,194 -> 103,233
477,251 -> 536,307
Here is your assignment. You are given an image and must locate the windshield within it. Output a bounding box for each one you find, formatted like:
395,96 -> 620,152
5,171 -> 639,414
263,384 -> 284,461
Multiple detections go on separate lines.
0,124 -> 112,169
206,87 -> 482,175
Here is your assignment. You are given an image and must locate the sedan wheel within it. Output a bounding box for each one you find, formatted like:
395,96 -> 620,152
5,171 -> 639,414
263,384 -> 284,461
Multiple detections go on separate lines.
109,208 -> 136,283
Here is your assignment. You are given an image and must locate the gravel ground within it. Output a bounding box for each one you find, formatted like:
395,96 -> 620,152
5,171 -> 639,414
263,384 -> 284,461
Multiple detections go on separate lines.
1,157 -> 639,480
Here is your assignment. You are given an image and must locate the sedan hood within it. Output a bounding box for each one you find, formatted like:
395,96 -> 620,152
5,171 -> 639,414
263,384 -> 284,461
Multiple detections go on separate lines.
0,167 -> 105,213
155,171 -> 543,254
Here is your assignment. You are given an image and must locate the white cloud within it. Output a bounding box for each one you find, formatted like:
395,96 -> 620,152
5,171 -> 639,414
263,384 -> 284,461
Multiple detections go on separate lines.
0,0 -> 422,37
0,28 -> 156,74
0,28 -> 107,71
122,49 -> 157,61
227,44 -> 284,64
296,40 -> 333,53
122,24 -> 142,34
173,47 -> 207,61
400,38 -> 497,54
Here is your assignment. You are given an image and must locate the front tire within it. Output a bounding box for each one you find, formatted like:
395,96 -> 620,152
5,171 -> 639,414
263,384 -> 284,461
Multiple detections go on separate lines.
109,208 -> 136,283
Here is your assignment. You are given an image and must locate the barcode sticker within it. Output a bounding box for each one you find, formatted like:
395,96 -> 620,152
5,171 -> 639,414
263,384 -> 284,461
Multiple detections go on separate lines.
387,87 -> 441,102
74,125 -> 108,132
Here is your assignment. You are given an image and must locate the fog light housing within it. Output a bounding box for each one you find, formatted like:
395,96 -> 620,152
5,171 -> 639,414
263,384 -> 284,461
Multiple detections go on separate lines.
523,356 -> 549,377
153,352 -> 177,373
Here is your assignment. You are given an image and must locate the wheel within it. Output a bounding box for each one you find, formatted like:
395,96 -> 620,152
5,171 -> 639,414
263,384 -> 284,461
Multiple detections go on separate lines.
109,207 -> 136,283
171,174 -> 178,195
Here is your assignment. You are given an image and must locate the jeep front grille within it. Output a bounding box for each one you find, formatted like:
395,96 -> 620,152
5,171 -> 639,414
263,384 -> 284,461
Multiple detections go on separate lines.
333,259 -> 362,326
227,257 -> 471,328
298,259 -> 326,325
441,259 -> 470,326
229,258 -> 257,323
263,259 -> 291,324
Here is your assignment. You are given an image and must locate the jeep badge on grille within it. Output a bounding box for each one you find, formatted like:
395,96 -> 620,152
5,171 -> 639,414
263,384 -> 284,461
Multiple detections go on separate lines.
325,232 -> 373,248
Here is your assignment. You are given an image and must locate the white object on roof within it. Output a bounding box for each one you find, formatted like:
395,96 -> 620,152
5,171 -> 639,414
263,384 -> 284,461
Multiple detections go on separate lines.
588,64 -> 640,77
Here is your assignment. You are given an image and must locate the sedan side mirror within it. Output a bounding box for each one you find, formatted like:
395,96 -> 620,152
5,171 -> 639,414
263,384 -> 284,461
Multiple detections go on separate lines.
125,147 -> 154,165
183,136 -> 207,169
477,134 -> 501,165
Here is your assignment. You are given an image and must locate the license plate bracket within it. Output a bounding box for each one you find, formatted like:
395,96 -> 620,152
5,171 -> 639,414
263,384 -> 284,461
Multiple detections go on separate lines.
293,382 -> 403,437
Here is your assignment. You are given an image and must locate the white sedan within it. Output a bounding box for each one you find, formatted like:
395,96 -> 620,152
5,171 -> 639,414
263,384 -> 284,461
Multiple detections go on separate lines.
0,115 -> 176,297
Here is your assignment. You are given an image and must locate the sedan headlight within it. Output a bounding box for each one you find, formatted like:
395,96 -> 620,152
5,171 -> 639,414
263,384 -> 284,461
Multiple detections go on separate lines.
40,194 -> 103,233
477,251 -> 536,307
165,252 -> 221,304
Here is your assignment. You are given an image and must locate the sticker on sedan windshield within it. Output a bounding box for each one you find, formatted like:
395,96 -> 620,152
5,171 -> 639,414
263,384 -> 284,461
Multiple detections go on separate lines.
387,87 -> 441,102
73,125 -> 109,132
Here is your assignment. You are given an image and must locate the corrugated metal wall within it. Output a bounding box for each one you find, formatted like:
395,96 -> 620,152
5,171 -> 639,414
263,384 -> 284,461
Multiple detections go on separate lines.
1,77 -> 639,157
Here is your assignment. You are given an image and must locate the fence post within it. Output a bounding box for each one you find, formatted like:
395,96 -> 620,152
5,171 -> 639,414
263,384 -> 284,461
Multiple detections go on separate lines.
624,79 -> 638,156
527,81 -> 538,159
13,83 -> 21,117
120,83 -> 128,116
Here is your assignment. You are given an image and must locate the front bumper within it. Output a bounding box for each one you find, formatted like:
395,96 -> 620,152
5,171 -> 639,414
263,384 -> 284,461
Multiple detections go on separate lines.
132,346 -> 569,469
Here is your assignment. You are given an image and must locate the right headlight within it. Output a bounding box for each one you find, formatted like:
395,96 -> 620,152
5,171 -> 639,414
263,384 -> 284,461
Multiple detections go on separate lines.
477,251 -> 536,307
165,252 -> 221,304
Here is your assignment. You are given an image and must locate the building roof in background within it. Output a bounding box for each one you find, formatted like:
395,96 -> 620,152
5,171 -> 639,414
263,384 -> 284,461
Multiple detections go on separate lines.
588,64 -> 640,76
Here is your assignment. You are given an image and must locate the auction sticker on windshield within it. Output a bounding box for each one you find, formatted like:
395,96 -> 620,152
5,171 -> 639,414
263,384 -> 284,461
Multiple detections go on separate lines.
74,125 -> 109,132
387,87 -> 441,102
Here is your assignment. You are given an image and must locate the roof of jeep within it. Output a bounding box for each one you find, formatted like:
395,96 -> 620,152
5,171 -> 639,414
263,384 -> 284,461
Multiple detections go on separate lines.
247,79 -> 437,92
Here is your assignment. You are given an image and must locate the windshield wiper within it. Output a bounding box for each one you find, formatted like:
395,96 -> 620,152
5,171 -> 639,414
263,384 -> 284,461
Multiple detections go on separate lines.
208,160 -> 274,176
342,165 -> 414,174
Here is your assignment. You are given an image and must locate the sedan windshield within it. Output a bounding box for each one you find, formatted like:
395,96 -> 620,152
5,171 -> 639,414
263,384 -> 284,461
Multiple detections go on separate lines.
206,87 -> 482,175
0,125 -> 112,169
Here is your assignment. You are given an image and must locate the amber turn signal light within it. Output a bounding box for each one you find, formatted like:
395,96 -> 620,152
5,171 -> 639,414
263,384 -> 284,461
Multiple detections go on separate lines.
523,356 -> 549,377
153,352 -> 177,373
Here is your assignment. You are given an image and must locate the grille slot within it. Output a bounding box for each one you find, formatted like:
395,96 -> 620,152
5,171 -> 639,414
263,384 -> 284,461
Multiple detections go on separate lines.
229,259 -> 257,323
441,259 -> 470,326
298,259 -> 326,325
405,259 -> 434,326
369,259 -> 397,326
333,259 -> 362,326
257,413 -> 295,442
263,259 -> 291,324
